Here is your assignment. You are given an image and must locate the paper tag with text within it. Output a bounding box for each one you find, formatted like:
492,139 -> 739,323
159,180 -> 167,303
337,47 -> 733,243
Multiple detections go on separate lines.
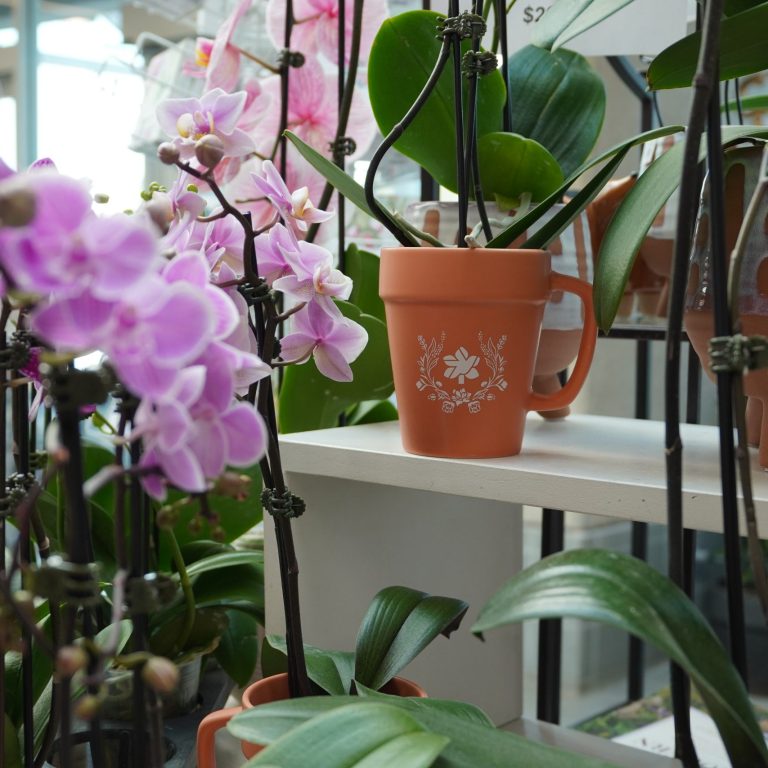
507,1 -> 691,57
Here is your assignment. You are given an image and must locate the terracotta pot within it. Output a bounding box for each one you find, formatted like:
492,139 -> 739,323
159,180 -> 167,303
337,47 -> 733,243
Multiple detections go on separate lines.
685,144 -> 765,460
405,201 -> 593,418
379,247 -> 597,458
196,672 -> 426,767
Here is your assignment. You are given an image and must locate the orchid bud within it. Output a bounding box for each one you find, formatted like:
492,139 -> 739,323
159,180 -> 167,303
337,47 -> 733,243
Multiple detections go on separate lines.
56,645 -> 89,679
142,656 -> 179,694
195,135 -> 225,169
157,142 -> 180,166
93,193 -> 110,204
211,526 -> 226,543
212,472 -> 252,500
0,185 -> 36,227
187,516 -> 203,536
74,694 -> 102,721
155,504 -> 179,530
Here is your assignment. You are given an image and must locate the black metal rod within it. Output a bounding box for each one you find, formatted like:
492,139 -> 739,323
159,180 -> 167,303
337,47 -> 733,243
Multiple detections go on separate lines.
537,507 -> 564,724
449,0 -> 468,245
707,75 -> 748,682
336,0 -> 346,271
0,331 -> 6,768
495,0 -> 511,132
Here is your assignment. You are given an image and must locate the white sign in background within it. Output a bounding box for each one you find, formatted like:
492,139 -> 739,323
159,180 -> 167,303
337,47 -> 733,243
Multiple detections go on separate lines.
506,0 -> 691,57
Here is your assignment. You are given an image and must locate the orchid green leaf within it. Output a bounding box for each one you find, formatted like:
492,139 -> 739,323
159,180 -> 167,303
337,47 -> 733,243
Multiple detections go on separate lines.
486,124 -> 684,248
478,133 -> 564,205
355,586 -> 468,691
346,243 -> 386,323
507,46 -> 605,176
215,611 -> 260,687
242,703 -> 448,768
368,10 -> 505,192
230,697 -> 621,767
593,125 -> 768,330
531,0 -> 635,51
648,3 -> 768,90
472,550 -> 768,768
266,635 -> 355,696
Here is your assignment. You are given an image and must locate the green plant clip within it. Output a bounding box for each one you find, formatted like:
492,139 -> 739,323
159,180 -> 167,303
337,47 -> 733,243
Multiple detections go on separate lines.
709,334 -> 768,373
261,488 -> 306,520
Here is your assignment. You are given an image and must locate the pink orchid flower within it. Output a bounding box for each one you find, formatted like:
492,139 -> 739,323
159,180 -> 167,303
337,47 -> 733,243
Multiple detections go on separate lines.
205,0 -> 253,91
280,298 -> 367,382
156,88 -> 255,162
266,0 -> 388,66
249,62 -> 377,163
251,160 -> 333,237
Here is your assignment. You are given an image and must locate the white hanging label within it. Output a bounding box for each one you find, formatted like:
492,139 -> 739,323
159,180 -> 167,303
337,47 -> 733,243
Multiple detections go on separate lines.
506,1 -> 691,57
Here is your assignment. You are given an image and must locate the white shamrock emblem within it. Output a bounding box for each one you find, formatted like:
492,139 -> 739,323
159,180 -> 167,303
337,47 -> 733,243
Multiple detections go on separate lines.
442,347 -> 480,384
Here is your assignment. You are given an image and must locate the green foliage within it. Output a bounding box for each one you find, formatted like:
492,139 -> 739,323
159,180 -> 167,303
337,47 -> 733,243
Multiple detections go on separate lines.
593,126 -> 768,330
347,400 -> 399,426
278,301 -> 393,433
355,586 -> 468,691
648,3 -> 768,90
4,713 -> 20,768
478,133 -> 564,206
506,45 -> 606,176
486,125 -> 684,248
216,610 -> 261,687
368,10 -> 505,192
473,550 -> 768,767
266,586 -> 468,695
346,244 -> 386,324
532,0 -> 636,51
230,696 -> 621,767
243,703 -> 449,768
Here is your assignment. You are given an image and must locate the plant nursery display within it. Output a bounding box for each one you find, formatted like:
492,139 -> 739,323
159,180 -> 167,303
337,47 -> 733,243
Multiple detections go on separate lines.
2,0 -> 768,766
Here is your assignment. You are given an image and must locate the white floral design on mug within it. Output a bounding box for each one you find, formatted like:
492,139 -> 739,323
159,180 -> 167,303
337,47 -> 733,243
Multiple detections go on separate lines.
416,332 -> 508,414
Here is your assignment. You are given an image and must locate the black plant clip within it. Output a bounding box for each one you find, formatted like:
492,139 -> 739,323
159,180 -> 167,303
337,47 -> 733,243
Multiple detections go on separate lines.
709,334 -> 768,373
238,279 -> 272,307
462,50 -> 498,78
261,488 -> 306,520
43,365 -> 110,413
330,137 -> 357,163
33,555 -> 101,607
0,329 -> 32,370
437,12 -> 486,41
278,49 -> 306,69
0,472 -> 35,518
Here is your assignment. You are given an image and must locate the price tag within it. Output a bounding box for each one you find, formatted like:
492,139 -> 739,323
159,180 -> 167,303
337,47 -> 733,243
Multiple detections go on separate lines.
506,0 -> 690,56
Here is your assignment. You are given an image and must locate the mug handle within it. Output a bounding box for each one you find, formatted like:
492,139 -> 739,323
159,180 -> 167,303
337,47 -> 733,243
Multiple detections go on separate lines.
196,705 -> 243,768
528,272 -> 597,413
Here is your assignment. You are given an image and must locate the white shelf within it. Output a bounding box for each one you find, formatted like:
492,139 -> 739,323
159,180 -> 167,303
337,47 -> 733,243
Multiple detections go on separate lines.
278,414 -> 768,535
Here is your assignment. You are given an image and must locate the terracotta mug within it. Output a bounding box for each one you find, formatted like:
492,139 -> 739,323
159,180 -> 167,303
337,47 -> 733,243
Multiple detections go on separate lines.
196,673 -> 426,768
379,247 -> 597,458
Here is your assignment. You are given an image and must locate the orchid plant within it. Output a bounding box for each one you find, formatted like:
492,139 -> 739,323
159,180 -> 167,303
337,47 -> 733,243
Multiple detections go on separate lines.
0,0 -> 392,758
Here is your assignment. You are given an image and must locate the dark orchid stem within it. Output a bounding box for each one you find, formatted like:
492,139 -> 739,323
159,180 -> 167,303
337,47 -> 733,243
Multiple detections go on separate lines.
0,333 -> 5,768
449,0 -> 468,246
734,78 -> 744,124
465,0 -> 492,242
495,0 -> 511,132
13,378 -> 35,768
365,38 -> 452,245
707,79 -> 748,683
279,0 -> 295,177
307,0 -> 365,245
336,0 -> 346,270
114,410 -> 129,570
259,305 -> 311,697
665,0 -> 724,763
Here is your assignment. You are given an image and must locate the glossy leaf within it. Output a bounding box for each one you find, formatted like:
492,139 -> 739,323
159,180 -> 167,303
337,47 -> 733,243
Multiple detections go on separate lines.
531,0 -> 635,50
593,125 -> 768,330
725,0 -> 765,13
285,132 -> 419,246
230,696 -> 620,767
472,549 -> 768,768
215,610 -> 260,687
278,301 -> 393,433
243,703 -> 448,768
507,46 -> 606,176
266,635 -> 355,696
723,94 -> 768,114
648,4 -> 768,90
346,243 -> 386,323
368,10 -> 505,192
184,550 -> 263,578
487,125 -> 683,248
478,133 -> 564,206
150,607 -> 229,657
355,587 -> 468,691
